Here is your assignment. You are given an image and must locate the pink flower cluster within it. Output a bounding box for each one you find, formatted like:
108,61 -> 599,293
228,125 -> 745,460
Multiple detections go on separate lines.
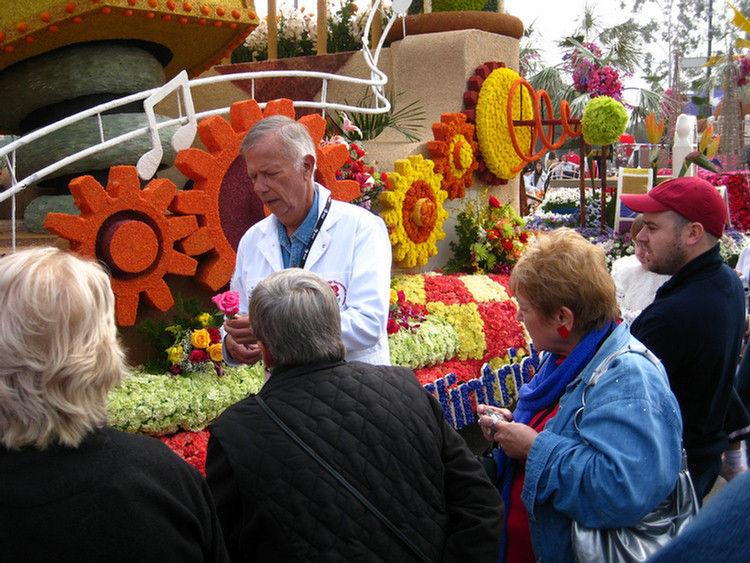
737,55 -> 750,87
586,67 -> 623,100
567,42 -> 623,100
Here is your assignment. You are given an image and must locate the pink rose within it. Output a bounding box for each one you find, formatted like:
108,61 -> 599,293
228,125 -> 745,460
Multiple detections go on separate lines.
212,291 -> 240,317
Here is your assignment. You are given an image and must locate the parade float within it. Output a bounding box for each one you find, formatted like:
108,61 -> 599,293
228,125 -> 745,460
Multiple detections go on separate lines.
2,1 -> 749,474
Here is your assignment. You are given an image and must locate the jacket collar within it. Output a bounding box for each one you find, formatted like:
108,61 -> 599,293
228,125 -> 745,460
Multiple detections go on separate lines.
261,361 -> 346,392
656,244 -> 722,297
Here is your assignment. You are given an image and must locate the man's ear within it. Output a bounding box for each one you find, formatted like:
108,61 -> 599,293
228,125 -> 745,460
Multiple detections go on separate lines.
684,221 -> 705,247
258,340 -> 274,369
301,154 -> 316,179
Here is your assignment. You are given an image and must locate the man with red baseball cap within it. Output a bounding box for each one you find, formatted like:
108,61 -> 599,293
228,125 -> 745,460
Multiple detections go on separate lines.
621,176 -> 746,500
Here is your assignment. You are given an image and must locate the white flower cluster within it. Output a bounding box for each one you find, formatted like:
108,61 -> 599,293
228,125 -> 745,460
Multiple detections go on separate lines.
281,9 -> 318,43
541,187 -> 599,209
245,18 -> 268,58
243,0 -> 394,61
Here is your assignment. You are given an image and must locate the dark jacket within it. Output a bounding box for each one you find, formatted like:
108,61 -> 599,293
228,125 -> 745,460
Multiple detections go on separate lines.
206,361 -> 504,563
630,245 -> 746,477
0,428 -> 229,563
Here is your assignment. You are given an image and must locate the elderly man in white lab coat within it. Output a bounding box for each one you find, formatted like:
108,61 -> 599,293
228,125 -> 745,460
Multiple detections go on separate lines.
222,115 -> 392,367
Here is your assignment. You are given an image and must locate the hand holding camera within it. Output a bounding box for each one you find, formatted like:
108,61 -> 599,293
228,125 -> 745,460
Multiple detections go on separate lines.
478,405 -> 511,437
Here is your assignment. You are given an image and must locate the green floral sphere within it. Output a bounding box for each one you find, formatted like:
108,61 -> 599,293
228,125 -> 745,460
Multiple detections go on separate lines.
580,96 -> 628,146
432,0 -> 488,11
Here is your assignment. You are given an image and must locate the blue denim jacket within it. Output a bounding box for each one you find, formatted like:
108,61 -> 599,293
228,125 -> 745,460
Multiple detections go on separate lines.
522,322 -> 683,563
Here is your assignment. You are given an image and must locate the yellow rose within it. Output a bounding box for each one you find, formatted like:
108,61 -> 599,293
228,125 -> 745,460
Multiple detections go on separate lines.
166,345 -> 183,366
390,288 -> 399,305
190,329 -> 211,349
196,312 -> 212,328
207,342 -> 223,362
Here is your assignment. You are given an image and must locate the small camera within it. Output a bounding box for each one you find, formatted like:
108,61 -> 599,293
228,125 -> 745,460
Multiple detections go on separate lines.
479,408 -> 507,427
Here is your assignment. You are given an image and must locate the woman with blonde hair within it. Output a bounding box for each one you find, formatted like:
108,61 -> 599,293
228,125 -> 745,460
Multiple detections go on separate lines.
479,228 -> 683,563
0,247 -> 228,562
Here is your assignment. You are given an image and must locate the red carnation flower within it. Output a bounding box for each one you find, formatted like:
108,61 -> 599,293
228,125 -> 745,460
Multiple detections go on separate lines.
189,349 -> 208,363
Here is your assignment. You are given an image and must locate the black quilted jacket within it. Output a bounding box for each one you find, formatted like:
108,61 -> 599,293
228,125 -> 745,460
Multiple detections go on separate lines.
206,361 -> 504,563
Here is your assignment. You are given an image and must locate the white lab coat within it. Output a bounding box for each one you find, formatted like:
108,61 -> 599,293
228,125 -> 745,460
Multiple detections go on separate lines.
229,185 -> 392,365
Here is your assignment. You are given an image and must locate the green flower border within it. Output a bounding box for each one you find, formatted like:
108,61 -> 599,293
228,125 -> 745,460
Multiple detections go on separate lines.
107,365 -> 265,436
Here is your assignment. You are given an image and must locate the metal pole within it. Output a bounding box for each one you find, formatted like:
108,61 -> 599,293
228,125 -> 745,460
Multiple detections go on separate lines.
268,0 -> 278,60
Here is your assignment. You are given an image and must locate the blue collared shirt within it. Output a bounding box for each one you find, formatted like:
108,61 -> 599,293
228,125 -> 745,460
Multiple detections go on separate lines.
277,188 -> 319,268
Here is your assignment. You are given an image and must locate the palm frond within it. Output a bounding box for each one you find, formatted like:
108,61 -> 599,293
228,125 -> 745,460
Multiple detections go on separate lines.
339,89 -> 426,142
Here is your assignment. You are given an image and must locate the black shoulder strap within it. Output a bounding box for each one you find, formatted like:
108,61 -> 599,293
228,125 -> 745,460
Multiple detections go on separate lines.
254,395 -> 432,563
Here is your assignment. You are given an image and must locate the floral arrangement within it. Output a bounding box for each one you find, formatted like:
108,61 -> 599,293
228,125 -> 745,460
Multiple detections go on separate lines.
378,154 -> 448,268
565,42 -> 624,100
427,113 -> 479,199
236,1 -> 392,62
474,66 -> 533,180
107,364 -> 265,435
736,54 -> 750,86
535,186 -> 611,230
165,325 -> 225,377
242,8 -> 317,61
580,96 -> 628,146
444,194 -> 532,275
137,295 -> 226,375
323,137 -> 389,210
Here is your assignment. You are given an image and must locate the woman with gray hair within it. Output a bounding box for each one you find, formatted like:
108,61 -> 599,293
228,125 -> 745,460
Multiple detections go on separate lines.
207,268 -> 505,563
0,247 -> 228,563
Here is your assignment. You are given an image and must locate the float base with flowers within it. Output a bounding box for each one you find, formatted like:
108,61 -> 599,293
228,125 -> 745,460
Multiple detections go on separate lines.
107,270 -> 541,475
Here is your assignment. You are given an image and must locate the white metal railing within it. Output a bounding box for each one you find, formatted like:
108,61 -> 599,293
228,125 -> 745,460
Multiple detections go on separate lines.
0,0 -> 403,251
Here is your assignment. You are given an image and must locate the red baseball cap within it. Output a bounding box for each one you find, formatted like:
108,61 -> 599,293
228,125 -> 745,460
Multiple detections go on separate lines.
619,176 -> 727,237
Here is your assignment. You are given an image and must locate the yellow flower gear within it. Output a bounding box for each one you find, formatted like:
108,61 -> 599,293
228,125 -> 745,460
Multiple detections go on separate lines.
475,67 -> 533,180
378,155 -> 448,268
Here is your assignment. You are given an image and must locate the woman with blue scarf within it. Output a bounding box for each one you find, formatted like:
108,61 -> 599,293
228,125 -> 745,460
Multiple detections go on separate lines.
479,229 -> 683,563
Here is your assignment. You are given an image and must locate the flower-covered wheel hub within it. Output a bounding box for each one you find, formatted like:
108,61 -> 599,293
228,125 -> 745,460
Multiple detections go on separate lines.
404,182 -> 438,242
452,137 -> 473,172
98,213 -> 161,275
427,112 -> 479,199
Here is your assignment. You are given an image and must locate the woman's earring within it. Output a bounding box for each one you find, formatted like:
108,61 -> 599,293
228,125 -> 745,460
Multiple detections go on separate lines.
557,325 -> 570,339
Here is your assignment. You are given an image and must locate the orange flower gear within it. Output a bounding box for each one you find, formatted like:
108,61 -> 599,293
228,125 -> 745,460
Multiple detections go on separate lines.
44,165 -> 199,326
427,112 -> 479,199
171,98 -> 359,291
378,154 -> 448,268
